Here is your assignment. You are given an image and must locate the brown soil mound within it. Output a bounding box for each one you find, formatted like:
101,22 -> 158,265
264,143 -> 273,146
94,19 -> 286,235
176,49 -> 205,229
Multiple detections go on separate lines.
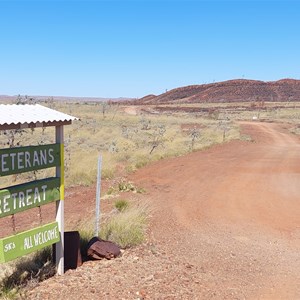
135,78 -> 300,104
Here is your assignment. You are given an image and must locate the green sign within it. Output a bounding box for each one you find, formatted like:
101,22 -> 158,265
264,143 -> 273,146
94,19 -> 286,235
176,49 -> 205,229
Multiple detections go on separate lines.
0,177 -> 60,219
0,144 -> 60,177
0,222 -> 60,263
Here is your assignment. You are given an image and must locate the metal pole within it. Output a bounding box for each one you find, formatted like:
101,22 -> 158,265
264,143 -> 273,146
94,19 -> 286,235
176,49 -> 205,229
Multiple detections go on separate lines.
95,155 -> 102,236
55,125 -> 64,275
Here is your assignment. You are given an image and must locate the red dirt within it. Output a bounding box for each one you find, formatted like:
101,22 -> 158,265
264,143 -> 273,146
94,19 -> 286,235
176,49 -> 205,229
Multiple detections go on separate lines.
18,122 -> 300,298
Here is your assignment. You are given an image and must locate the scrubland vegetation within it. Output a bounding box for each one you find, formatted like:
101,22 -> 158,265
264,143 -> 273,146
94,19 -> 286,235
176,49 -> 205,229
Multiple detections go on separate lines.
2,99 -> 300,298
0,100 -> 242,188
2,100 -> 300,189
100,201 -> 148,248
58,102 -> 238,187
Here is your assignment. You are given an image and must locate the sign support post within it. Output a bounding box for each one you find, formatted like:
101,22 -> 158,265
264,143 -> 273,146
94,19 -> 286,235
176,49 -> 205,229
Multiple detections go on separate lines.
94,155 -> 102,237
55,125 -> 64,275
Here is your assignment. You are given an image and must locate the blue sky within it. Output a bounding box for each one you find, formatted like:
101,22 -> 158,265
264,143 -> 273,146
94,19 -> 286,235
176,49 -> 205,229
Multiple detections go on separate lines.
0,0 -> 299,98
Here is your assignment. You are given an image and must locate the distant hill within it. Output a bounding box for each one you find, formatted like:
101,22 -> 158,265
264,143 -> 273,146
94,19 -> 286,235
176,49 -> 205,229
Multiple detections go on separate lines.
0,95 -> 134,104
136,79 -> 300,104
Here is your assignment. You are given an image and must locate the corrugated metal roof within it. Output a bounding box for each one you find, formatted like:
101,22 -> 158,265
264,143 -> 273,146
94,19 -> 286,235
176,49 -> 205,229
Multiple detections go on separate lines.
0,104 -> 78,129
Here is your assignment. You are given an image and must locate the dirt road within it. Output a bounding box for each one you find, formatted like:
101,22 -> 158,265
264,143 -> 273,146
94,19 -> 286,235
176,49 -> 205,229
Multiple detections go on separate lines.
135,122 -> 300,232
131,121 -> 300,299
26,122 -> 300,299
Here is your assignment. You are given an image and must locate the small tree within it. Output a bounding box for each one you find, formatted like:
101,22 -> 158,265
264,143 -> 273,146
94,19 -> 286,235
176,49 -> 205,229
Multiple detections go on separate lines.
16,94 -> 37,105
140,116 -> 151,130
149,125 -> 166,154
218,121 -> 230,142
101,101 -> 108,118
189,128 -> 200,150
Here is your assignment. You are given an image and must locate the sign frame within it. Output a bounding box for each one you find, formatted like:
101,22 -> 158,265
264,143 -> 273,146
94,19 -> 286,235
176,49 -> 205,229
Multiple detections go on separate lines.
0,104 -> 77,275
0,128 -> 65,275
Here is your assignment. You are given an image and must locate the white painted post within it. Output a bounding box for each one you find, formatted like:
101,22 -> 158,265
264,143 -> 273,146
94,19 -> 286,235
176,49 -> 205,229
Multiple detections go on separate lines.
55,125 -> 64,275
95,155 -> 102,237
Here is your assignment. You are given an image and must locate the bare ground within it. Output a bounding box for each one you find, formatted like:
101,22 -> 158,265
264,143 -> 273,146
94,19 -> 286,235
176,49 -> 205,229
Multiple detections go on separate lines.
21,122 -> 300,299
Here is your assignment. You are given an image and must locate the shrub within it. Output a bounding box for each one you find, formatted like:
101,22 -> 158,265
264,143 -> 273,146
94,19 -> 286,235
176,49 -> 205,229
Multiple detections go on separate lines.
114,199 -> 129,212
107,179 -> 146,195
118,181 -> 135,192
135,159 -> 148,169
100,204 -> 148,248
136,187 -> 146,194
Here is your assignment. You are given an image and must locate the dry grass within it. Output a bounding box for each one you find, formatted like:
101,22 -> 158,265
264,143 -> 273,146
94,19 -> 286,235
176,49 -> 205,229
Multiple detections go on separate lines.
114,199 -> 130,212
0,100 -> 243,188
100,202 -> 148,249
1,101 -> 300,189
0,247 -> 54,299
1,100 -> 300,297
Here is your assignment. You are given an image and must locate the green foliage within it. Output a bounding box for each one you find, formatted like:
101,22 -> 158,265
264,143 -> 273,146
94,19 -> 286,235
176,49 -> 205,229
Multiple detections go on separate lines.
107,180 -> 146,196
114,199 -> 129,212
118,180 -> 135,192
